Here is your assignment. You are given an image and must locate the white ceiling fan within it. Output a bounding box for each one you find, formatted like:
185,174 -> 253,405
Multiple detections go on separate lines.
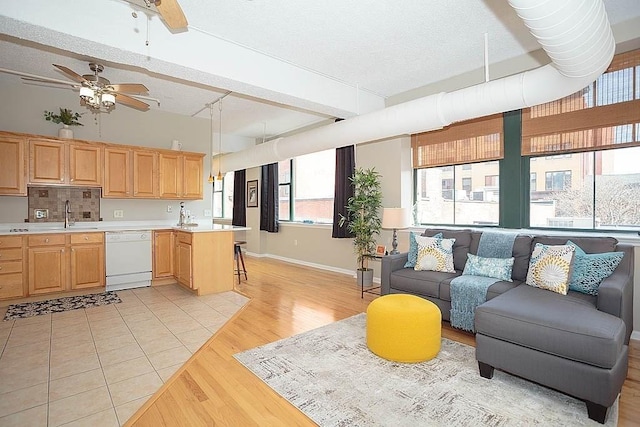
128,0 -> 188,30
19,62 -> 152,111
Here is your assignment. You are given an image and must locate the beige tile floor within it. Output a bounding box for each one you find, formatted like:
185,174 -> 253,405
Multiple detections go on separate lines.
0,284 -> 249,427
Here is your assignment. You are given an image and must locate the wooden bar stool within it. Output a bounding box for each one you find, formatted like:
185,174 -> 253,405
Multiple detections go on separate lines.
234,241 -> 248,284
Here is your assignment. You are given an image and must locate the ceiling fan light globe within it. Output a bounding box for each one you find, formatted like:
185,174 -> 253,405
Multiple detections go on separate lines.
79,86 -> 95,102
101,93 -> 116,107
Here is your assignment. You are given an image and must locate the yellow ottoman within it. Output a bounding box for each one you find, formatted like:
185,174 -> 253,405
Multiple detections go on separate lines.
366,294 -> 441,363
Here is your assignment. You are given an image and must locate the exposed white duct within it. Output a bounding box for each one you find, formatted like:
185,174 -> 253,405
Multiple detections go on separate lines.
220,0 -> 615,172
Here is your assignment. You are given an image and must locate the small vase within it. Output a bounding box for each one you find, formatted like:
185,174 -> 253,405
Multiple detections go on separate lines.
58,125 -> 73,139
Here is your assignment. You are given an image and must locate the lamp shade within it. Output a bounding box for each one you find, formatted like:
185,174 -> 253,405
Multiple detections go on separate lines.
381,208 -> 410,229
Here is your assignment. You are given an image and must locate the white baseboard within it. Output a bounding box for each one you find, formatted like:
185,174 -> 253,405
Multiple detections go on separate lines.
244,251 -> 383,282
631,330 -> 640,343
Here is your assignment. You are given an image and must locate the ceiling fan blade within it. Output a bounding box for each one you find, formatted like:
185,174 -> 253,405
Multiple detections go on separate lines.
155,0 -> 188,29
108,83 -> 149,94
53,64 -> 87,83
116,93 -> 150,111
21,77 -> 79,87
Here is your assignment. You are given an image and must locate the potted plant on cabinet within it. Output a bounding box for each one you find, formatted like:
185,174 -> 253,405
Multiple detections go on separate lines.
339,167 -> 383,287
44,108 -> 83,139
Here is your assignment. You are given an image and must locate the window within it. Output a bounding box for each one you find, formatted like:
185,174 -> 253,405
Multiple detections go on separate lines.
544,171 -> 571,191
212,171 -> 234,219
278,149 -> 336,223
530,172 -> 537,192
485,175 -> 499,187
414,161 -> 499,226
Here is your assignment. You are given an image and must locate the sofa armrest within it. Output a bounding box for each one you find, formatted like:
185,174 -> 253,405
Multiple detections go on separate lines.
381,253 -> 408,295
597,244 -> 634,344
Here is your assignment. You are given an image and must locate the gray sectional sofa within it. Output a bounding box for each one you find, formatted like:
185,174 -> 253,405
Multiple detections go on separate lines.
380,228 -> 634,424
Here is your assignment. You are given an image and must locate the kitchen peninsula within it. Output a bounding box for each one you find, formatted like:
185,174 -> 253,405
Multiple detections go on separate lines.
0,223 -> 249,301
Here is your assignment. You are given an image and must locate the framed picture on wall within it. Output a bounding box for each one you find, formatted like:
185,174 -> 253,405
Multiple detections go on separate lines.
247,180 -> 258,208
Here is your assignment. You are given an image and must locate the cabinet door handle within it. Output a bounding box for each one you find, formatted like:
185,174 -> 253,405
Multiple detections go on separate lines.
60,178 -> 64,181
45,238 -> 49,243
0,266 -> 2,270
84,236 -> 89,240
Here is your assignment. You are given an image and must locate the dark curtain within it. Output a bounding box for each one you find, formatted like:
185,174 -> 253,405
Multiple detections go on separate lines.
260,163 -> 279,232
332,145 -> 355,238
232,169 -> 246,226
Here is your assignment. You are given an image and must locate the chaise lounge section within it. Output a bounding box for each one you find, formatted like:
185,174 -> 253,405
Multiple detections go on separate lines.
380,228 -> 634,423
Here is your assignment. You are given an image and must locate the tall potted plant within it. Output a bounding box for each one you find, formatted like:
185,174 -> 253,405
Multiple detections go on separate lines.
340,167 -> 383,286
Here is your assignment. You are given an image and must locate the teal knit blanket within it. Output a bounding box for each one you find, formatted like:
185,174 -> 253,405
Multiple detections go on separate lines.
450,231 -> 517,332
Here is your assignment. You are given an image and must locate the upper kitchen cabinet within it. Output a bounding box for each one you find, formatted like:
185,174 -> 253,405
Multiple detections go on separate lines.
103,147 -> 131,198
133,150 -> 158,198
0,134 -> 26,196
29,139 -> 102,186
159,152 -> 204,200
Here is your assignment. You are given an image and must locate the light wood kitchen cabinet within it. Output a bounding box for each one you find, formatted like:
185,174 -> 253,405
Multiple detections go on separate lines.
0,135 -> 26,196
28,234 -> 68,295
175,232 -> 193,288
29,139 -> 101,186
183,154 -> 203,199
29,138 -> 66,184
172,230 -> 234,295
159,153 -> 204,199
69,143 -> 102,186
0,235 -> 26,300
133,150 -> 158,198
103,147 -> 131,197
153,230 -> 174,279
70,233 -> 104,290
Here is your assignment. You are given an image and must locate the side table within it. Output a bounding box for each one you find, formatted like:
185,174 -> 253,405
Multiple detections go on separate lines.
360,254 -> 383,298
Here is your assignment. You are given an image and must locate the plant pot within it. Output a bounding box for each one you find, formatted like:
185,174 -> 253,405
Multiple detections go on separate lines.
357,268 -> 374,287
58,125 -> 73,139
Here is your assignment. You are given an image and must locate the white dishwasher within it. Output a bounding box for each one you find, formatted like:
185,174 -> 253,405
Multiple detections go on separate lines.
105,231 -> 152,291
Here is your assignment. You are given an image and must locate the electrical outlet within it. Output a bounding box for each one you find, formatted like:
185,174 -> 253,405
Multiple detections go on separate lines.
167,205 -> 173,213
203,209 -> 212,217
294,239 -> 298,246
113,209 -> 124,218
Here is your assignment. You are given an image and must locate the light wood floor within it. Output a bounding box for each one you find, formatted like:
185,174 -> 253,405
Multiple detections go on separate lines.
127,256 -> 640,426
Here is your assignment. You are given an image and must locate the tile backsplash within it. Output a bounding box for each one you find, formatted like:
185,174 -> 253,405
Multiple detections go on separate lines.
27,187 -> 101,223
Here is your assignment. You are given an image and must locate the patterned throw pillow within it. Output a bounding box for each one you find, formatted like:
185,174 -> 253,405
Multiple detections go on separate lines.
462,253 -> 514,282
404,232 -> 443,268
566,240 -> 624,296
525,243 -> 576,295
414,236 -> 456,273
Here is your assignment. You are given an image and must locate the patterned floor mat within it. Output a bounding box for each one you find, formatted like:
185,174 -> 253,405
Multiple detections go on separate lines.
3,292 -> 121,320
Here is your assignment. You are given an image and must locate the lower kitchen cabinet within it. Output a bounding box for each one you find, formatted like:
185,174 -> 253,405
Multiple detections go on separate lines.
0,235 -> 26,300
28,234 -> 68,295
175,232 -> 193,288
153,230 -> 174,280
70,233 -> 105,290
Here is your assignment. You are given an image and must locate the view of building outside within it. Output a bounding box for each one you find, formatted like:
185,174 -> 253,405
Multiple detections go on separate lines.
414,161 -> 500,225
278,160 -> 291,221
213,171 -> 234,218
293,149 -> 335,223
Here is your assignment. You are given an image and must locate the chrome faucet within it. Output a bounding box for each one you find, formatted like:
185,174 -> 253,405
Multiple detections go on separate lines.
64,200 -> 71,228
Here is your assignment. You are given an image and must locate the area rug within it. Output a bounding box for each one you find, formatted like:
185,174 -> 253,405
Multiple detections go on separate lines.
3,292 -> 121,320
234,314 -> 617,426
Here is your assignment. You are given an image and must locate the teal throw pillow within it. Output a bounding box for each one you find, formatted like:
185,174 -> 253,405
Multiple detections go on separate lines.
462,253 -> 514,282
405,232 -> 442,268
566,240 -> 624,296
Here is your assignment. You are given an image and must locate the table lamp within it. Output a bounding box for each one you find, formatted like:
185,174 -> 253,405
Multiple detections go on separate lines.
381,207 -> 410,255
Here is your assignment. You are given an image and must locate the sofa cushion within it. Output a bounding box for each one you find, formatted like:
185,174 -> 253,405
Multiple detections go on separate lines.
525,243 -> 575,295
532,235 -> 618,254
423,229 -> 472,271
567,240 -> 624,296
475,285 -> 624,369
389,269 -> 459,298
405,232 -> 442,268
470,233 -> 532,282
415,236 -> 455,273
463,253 -> 514,282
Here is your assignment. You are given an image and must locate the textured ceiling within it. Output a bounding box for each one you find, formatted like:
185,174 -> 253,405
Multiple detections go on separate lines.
1,0 -> 640,143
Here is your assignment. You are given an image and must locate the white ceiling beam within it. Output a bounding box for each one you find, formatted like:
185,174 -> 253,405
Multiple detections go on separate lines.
0,0 -> 385,118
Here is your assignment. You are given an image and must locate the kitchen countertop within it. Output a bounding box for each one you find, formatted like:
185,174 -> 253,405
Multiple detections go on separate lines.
0,221 -> 250,235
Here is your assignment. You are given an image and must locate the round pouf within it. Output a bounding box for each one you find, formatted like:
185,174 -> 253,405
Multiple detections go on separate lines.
366,294 -> 441,363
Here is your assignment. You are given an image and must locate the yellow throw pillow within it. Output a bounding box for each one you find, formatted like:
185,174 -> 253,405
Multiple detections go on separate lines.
525,243 -> 575,295
414,236 -> 456,273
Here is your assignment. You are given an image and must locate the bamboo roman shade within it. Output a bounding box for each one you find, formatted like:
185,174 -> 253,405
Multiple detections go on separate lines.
412,114 -> 503,168
522,49 -> 640,156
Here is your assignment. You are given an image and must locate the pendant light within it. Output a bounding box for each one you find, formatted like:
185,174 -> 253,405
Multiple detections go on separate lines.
208,102 -> 214,183
216,99 -> 223,181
